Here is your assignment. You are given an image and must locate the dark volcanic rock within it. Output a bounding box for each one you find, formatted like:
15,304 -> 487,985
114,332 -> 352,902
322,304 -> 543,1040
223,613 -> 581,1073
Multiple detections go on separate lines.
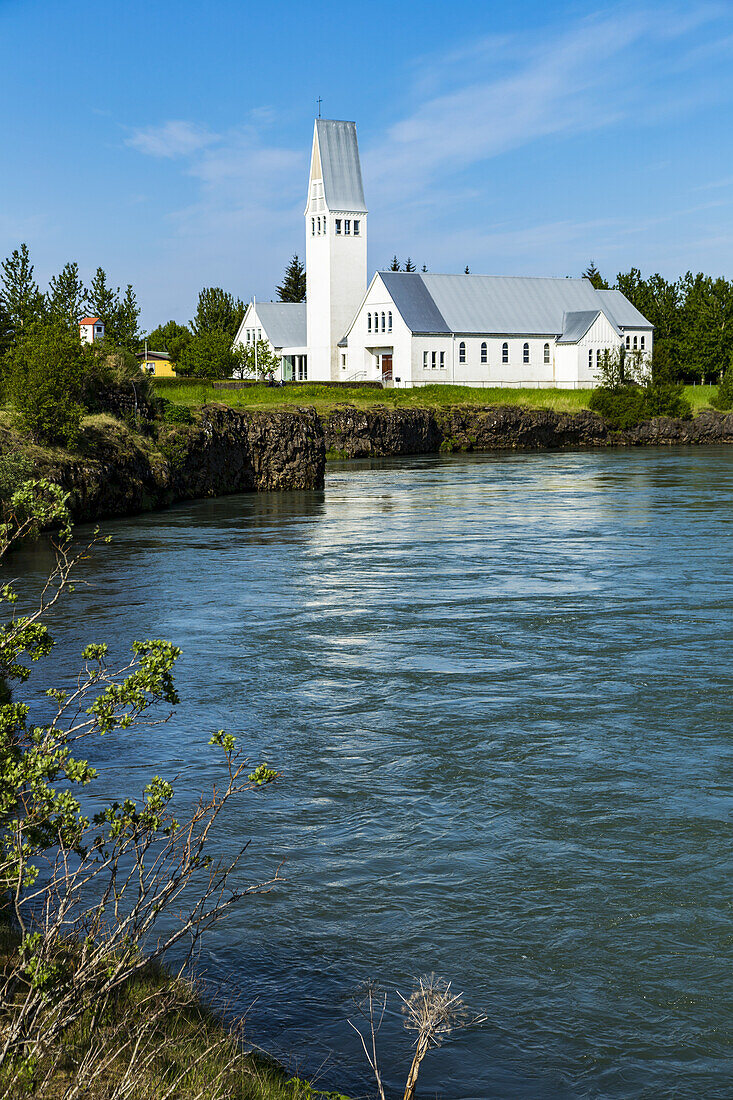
323,404 -> 733,459
21,404 -> 325,524
323,406 -> 442,457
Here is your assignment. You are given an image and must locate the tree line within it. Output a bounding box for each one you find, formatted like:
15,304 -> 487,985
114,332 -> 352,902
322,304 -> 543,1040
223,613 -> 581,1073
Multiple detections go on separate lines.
582,261 -> 733,382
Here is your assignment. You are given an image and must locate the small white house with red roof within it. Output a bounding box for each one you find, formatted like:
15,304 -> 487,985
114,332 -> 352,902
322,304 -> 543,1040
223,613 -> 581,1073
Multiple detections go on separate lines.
79,317 -> 105,344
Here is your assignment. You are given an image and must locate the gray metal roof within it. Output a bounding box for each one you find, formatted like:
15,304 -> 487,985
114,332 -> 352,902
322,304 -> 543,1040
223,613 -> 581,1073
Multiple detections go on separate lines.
380,272 -> 450,334
255,302 -> 306,349
380,273 -> 651,338
596,289 -> 653,329
316,120 -> 367,213
557,310 -> 603,344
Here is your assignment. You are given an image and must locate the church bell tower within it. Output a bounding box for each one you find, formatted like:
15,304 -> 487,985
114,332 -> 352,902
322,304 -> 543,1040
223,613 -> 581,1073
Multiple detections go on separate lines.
305,119 -> 367,380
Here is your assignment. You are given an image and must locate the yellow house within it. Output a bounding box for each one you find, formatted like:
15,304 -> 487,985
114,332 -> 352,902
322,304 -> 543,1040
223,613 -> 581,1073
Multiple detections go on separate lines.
138,350 -> 177,377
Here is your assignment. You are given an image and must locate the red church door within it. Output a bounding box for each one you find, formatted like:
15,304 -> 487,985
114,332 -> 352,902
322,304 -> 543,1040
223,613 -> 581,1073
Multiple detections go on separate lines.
381,354 -> 393,383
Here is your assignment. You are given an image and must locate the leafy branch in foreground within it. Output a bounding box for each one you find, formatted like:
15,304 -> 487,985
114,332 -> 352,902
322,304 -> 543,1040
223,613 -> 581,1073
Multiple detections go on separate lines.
0,481 -> 282,1098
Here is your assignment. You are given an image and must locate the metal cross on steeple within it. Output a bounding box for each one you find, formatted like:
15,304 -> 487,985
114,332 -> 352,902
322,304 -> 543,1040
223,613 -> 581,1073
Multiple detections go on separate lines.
317,96 -> 322,118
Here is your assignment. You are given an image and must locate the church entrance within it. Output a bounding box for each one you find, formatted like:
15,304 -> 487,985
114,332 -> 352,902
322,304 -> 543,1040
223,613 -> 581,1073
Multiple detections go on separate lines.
381,353 -> 393,383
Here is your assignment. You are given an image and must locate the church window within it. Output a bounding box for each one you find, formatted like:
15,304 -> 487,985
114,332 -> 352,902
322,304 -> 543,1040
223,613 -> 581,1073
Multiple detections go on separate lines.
354,221 -> 360,235
544,342 -> 550,364
440,352 -> 445,369
311,217 -> 315,235
589,349 -> 593,368
423,351 -> 428,369
367,313 -> 372,333
432,351 -> 437,369
641,335 -> 645,350
388,312 -> 392,332
381,312 -> 386,332
626,334 -> 630,348
596,348 -> 601,367
336,219 -> 342,234
459,341 -> 466,364
480,341 -> 487,364
345,219 -> 351,234
502,342 -> 509,363
523,342 -> 530,364
633,335 -> 638,349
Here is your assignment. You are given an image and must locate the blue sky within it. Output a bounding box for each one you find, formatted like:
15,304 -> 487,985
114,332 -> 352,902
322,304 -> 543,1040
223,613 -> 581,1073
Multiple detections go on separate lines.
2,0 -> 733,328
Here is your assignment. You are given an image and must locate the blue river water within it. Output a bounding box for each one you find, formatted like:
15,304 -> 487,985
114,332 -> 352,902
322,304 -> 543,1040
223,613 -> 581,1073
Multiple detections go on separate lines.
8,447 -> 733,1098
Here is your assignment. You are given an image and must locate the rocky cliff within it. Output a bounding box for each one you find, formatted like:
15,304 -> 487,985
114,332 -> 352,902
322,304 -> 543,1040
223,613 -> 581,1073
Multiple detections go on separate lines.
322,404 -> 733,457
5,405 -> 325,524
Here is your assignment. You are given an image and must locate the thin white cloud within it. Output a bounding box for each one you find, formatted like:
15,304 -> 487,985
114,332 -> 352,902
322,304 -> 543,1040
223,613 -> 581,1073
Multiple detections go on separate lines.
126,119 -> 216,158
364,6 -> 719,204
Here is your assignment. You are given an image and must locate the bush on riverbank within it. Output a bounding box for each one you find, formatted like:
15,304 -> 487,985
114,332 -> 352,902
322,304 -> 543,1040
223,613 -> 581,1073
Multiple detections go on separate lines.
0,484 -> 344,1100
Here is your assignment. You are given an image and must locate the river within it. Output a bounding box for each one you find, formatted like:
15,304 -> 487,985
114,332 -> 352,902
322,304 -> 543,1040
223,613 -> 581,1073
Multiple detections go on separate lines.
8,447 -> 733,1098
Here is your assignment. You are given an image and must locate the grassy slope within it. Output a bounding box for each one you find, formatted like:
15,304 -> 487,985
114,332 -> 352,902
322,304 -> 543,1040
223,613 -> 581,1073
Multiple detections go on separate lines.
155,381 -> 717,415
0,918 -> 347,1100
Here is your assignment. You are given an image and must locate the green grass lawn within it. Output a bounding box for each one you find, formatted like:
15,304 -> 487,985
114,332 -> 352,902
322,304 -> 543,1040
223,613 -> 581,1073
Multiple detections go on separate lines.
155,380 -> 718,415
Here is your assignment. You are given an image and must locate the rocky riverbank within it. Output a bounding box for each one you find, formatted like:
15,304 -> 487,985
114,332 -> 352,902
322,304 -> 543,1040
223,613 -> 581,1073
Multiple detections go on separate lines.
322,404 -> 733,457
5,402 -> 733,527
1,404 -> 325,523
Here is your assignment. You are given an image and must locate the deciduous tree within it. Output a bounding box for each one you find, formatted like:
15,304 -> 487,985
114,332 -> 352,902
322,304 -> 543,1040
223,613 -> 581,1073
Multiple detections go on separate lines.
7,319 -> 87,445
176,330 -> 238,379
191,287 -> 244,339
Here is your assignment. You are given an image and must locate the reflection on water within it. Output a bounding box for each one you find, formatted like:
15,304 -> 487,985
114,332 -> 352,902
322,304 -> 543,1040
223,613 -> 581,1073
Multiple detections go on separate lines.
6,448 -> 733,1099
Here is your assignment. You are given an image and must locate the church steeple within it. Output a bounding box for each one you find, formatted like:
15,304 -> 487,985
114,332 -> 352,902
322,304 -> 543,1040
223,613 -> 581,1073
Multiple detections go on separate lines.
305,119 -> 367,380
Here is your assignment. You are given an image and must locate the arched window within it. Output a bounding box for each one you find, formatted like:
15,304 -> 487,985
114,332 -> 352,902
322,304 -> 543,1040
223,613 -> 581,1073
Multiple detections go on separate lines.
381,312 -> 386,332
633,335 -> 638,349
480,341 -> 487,364
459,341 -> 466,363
523,342 -> 530,364
544,343 -> 550,364
626,335 -> 631,349
641,335 -> 645,350
502,342 -> 509,364
388,312 -> 393,332
367,313 -> 372,333
311,217 -> 315,236
589,349 -> 593,369
596,348 -> 601,367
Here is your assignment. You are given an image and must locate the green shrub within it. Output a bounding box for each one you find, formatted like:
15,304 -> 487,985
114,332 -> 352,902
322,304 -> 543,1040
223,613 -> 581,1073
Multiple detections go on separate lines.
82,345 -> 153,417
0,452 -> 34,501
711,357 -> 733,410
7,319 -> 86,445
589,381 -> 691,429
589,385 -> 648,429
162,402 -> 193,424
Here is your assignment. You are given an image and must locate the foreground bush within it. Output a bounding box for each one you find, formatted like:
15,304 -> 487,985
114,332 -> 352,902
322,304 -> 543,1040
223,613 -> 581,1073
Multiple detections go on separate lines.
82,344 -> 154,418
711,355 -> 733,410
5,320 -> 87,445
0,484 -> 293,1099
589,381 -> 692,428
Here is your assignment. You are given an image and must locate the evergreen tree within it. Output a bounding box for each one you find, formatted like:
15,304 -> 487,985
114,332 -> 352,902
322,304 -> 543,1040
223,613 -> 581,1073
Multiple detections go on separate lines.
1,243 -> 43,341
86,269 -> 142,351
276,254 -> 306,303
86,267 -> 120,329
404,257 -> 416,272
390,256 -> 401,271
191,287 -> 244,339
582,261 -> 609,289
115,284 -> 142,350
47,261 -> 85,329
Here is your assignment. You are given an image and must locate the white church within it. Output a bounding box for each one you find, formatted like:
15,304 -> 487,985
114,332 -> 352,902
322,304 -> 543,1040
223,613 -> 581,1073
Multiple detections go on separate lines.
234,119 -> 653,388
